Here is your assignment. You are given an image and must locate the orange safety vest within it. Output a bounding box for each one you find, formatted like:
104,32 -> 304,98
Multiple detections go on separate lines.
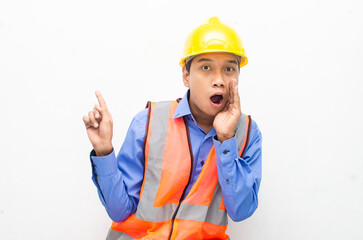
106,100 -> 252,240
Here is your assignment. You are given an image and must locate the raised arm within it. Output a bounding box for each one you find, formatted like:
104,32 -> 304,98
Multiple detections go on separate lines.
83,91 -> 146,222
213,80 -> 262,221
214,122 -> 262,221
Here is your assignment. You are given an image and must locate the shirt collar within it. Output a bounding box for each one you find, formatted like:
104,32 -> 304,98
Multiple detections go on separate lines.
173,90 -> 193,119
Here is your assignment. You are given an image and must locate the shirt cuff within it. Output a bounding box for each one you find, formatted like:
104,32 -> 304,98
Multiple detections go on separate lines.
213,136 -> 239,165
90,149 -> 118,176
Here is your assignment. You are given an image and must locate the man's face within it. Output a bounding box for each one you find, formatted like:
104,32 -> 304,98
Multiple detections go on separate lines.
183,52 -> 239,120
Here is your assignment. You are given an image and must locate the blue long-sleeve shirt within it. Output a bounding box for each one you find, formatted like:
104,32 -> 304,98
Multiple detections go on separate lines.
90,91 -> 262,222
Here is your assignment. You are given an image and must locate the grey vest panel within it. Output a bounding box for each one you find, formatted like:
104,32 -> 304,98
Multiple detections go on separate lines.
135,101 -> 179,222
107,229 -> 135,240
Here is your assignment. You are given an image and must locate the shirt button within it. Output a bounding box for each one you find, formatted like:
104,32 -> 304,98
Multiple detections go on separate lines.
226,179 -> 230,184
223,150 -> 230,154
201,160 -> 204,166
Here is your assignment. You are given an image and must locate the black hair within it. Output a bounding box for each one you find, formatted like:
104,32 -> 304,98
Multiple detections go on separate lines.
185,58 -> 193,73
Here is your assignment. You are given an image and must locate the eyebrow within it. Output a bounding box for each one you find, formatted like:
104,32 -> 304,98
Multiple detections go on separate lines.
227,60 -> 238,65
197,58 -> 212,63
197,58 -> 238,65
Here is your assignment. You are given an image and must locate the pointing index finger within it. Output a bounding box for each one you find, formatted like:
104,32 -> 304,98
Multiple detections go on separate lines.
95,90 -> 107,108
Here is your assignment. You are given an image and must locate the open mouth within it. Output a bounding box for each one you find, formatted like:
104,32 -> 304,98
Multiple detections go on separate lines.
210,94 -> 223,105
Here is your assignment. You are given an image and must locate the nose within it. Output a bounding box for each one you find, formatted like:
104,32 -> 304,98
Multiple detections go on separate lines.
212,72 -> 225,87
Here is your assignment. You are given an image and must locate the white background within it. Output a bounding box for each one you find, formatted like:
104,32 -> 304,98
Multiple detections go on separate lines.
1,0 -> 362,239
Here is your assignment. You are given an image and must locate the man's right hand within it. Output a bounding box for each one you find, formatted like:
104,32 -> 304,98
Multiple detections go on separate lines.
83,90 -> 113,156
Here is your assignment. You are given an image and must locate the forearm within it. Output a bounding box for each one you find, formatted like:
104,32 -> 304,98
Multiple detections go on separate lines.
90,109 -> 147,222
91,149 -> 138,222
216,150 -> 260,221
214,122 -> 262,221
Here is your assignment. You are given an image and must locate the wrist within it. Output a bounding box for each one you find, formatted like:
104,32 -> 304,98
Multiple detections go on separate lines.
216,133 -> 234,143
94,145 -> 113,156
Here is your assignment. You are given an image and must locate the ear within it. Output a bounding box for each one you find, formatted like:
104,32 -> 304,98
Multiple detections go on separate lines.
182,67 -> 190,88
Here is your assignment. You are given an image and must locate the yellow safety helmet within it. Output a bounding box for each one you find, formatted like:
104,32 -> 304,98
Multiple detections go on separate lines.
179,17 -> 248,68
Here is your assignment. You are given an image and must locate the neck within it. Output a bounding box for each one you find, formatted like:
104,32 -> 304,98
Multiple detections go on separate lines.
189,103 -> 214,134
197,118 -> 214,134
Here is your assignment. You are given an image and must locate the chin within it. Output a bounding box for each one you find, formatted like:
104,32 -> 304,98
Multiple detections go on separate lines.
206,108 -> 222,118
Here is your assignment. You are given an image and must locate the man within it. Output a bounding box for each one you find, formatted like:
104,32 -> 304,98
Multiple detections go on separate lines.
83,16 -> 262,239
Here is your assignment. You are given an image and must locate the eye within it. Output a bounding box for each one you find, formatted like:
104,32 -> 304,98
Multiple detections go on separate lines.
225,67 -> 236,72
202,65 -> 211,71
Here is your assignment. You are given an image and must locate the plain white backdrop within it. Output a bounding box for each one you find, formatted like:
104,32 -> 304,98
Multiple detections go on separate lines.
1,0 -> 362,239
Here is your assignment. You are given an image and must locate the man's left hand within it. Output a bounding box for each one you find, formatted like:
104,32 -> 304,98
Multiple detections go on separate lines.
213,79 -> 241,143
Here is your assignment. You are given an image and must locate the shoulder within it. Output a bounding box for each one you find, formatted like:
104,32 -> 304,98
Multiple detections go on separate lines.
124,108 -> 148,134
250,118 -> 261,136
249,117 -> 262,145
132,108 -> 149,125
132,100 -> 177,124
239,114 -> 262,140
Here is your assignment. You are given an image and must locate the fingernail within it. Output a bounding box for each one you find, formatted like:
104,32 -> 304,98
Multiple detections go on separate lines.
94,122 -> 98,128
95,113 -> 99,118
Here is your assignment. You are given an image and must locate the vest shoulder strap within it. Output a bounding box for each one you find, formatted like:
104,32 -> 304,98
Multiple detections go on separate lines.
236,113 -> 252,158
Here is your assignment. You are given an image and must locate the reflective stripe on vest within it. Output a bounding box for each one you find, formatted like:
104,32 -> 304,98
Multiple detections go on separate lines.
107,101 -> 251,240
